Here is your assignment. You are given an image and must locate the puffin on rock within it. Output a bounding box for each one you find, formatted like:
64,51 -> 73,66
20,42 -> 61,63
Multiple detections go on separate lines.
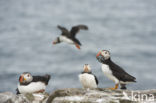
96,50 -> 136,90
53,25 -> 88,49
16,72 -> 51,94
79,64 -> 98,89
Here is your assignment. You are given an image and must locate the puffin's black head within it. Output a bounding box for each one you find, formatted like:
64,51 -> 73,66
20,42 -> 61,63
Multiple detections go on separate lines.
53,37 -> 60,45
96,50 -> 110,63
19,72 -> 33,84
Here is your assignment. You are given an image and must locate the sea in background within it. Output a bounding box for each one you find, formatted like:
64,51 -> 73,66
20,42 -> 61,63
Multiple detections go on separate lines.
0,0 -> 156,93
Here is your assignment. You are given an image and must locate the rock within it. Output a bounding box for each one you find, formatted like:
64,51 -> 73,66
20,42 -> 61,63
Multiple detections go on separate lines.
0,89 -> 156,103
0,92 -> 16,103
0,92 -> 49,103
47,88 -> 156,103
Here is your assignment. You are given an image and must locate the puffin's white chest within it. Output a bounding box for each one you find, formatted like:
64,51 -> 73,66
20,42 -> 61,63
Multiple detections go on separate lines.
102,64 -> 119,84
79,73 -> 97,89
59,36 -> 74,44
18,82 -> 46,94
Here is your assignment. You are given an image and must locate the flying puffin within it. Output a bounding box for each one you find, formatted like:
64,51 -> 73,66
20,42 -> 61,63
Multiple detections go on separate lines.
96,50 -> 136,90
16,72 -> 51,94
53,25 -> 88,49
79,64 -> 98,89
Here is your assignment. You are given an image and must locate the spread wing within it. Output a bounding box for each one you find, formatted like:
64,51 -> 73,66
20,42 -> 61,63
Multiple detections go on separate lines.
57,25 -> 70,37
110,61 -> 136,82
70,25 -> 88,37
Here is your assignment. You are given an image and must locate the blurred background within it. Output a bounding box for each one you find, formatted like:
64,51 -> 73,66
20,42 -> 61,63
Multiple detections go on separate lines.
0,0 -> 156,93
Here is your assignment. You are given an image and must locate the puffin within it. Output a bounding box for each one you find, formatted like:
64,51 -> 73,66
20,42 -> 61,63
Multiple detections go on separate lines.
16,72 -> 51,94
53,25 -> 88,49
96,50 -> 136,90
79,64 -> 98,89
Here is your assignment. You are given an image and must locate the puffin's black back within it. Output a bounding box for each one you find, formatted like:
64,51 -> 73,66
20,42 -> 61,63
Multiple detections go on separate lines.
16,75 -> 51,94
103,59 -> 136,82
32,74 -> 51,85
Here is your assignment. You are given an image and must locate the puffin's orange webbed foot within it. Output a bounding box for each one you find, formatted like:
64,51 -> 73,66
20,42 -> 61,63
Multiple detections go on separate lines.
109,84 -> 119,90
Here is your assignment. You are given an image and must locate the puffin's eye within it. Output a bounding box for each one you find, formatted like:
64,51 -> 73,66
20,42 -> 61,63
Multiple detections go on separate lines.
105,52 -> 107,54
27,74 -> 30,77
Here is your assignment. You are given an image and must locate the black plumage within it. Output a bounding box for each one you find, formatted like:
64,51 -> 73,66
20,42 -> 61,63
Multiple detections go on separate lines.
57,25 -> 88,45
32,74 -> 51,85
16,88 -> 20,94
16,74 -> 51,94
96,50 -> 136,90
101,58 -> 136,83
94,75 -> 99,85
20,74 -> 51,86
70,25 -> 88,37
120,84 -> 127,89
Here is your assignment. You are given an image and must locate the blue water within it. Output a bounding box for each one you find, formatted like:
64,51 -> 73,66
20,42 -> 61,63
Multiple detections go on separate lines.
0,0 -> 156,93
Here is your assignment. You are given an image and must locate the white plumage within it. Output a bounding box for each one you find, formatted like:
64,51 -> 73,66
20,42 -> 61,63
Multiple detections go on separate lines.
102,64 -> 119,84
79,73 -> 97,89
59,36 -> 74,44
18,82 -> 46,94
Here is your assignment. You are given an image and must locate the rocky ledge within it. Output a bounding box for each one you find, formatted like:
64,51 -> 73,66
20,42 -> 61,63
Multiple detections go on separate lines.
0,88 -> 156,103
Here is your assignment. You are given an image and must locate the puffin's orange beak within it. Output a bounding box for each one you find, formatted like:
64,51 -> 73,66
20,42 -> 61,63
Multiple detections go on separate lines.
96,51 -> 101,58
19,75 -> 24,83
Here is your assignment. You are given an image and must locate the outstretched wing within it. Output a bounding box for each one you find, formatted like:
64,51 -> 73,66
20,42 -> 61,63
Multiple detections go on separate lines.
57,25 -> 70,36
70,25 -> 88,37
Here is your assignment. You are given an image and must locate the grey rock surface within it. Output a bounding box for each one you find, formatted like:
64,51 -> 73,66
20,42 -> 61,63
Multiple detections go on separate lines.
47,88 -> 156,103
0,88 -> 156,103
0,92 -> 49,103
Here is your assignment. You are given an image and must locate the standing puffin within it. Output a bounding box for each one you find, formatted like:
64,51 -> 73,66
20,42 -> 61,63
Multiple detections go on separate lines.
16,72 -> 51,94
96,50 -> 136,90
79,64 -> 98,89
53,25 -> 88,49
